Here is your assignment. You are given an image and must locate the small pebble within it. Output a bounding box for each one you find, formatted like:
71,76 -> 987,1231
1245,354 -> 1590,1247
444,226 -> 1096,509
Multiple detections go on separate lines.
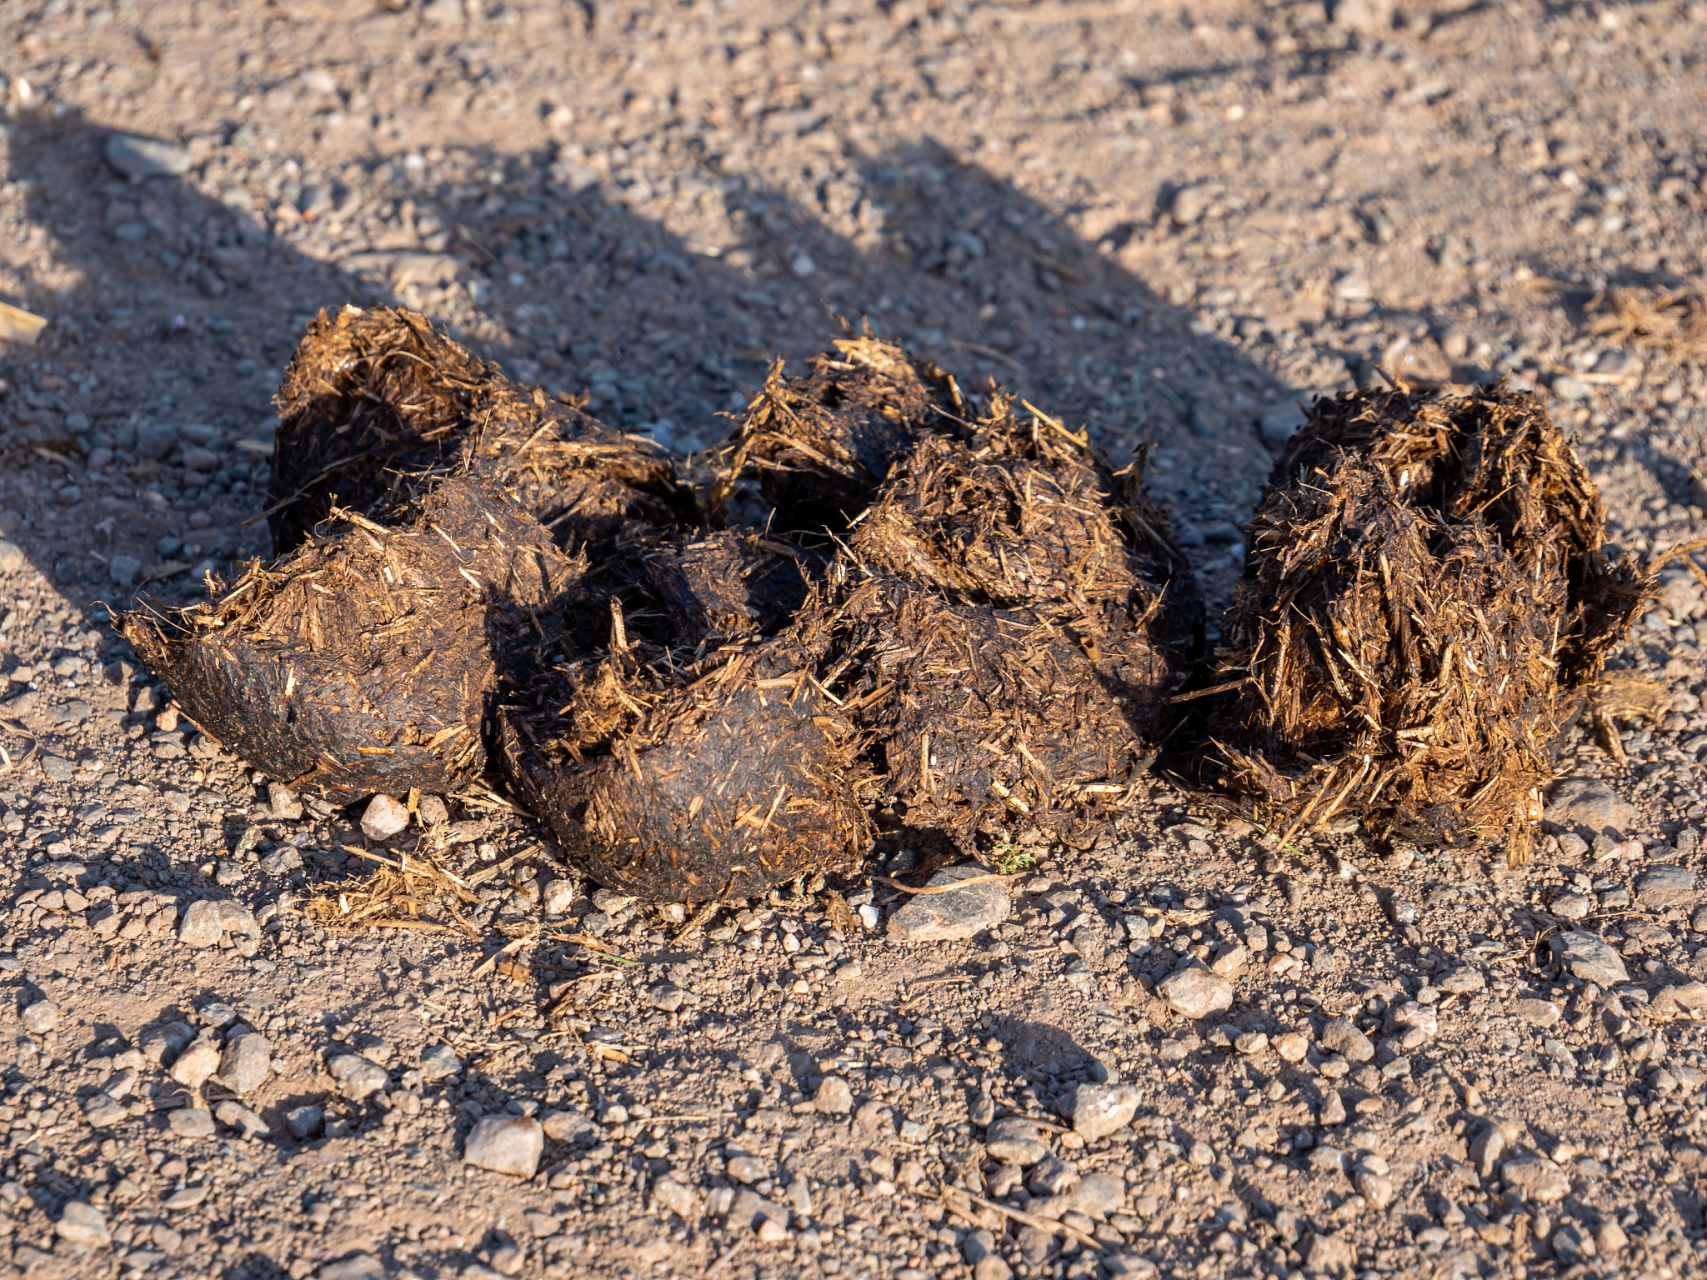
167,1107 -> 216,1139
20,999 -> 59,1035
464,1115 -> 544,1178
360,794 -> 411,842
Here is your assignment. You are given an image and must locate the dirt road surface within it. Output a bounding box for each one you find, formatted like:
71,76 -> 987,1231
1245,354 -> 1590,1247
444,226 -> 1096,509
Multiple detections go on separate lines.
0,2 -> 1704,1279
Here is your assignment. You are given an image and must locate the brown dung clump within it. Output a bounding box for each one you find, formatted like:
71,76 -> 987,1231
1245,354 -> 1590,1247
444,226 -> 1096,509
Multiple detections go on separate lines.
270,305 -> 693,554
124,476 -> 582,803
500,626 -> 871,903
712,336 -> 960,533
818,399 -> 1198,848
1206,381 -> 1650,862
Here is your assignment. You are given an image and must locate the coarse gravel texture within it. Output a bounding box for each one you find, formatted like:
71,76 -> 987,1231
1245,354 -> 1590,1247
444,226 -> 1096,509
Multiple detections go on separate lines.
1,3 -> 1707,1280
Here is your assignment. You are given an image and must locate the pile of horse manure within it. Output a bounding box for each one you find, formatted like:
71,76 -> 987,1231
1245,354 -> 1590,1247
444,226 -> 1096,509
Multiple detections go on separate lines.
270,304 -> 693,555
1203,382 -> 1651,863
123,476 -> 582,803
816,399 -> 1199,849
712,336 -> 959,534
129,306 -> 1209,900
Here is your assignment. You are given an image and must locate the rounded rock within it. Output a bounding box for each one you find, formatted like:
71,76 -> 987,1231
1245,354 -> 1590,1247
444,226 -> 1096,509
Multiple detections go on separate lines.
56,1200 -> 109,1247
1069,1082 -> 1143,1141
1318,1017 -> 1375,1063
984,1116 -> 1049,1166
177,900 -> 224,949
328,1053 -> 390,1100
360,794 -> 411,842
814,1076 -> 853,1115
168,1107 -> 216,1139
464,1115 -> 544,1178
1156,967 -> 1235,1020
20,999 -> 60,1035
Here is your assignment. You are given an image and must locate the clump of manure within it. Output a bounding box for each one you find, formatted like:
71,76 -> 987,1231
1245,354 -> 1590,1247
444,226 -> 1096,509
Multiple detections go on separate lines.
499,538 -> 868,901
124,477 -> 582,803
1204,381 -> 1651,863
270,305 -> 693,554
712,336 -> 960,534
818,397 -> 1198,850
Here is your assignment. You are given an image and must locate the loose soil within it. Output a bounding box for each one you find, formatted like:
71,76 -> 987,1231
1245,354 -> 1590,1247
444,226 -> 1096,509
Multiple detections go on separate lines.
0,4 -> 1706,1280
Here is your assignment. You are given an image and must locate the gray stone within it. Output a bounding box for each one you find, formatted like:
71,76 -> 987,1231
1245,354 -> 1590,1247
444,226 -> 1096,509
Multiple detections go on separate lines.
216,1032 -> 270,1094
419,1043 -> 462,1081
0,541 -> 22,573
727,1187 -> 791,1232
106,134 -> 193,179
167,1107 -> 216,1139
417,795 -> 449,825
40,755 -> 74,782
20,999 -> 59,1035
213,1100 -> 269,1139
360,793 -> 410,841
726,1155 -> 767,1184
1552,931 -> 1629,985
1273,1031 -> 1309,1062
1501,1157 -> 1571,1203
1070,1083 -> 1143,1141
887,865 -> 1010,942
1651,982 -> 1707,1016
177,900 -> 224,948
985,1116 -> 1049,1166
542,879 -> 575,915
653,1177 -> 698,1218
1156,967 -> 1234,1020
1355,1168 -> 1395,1209
328,1053 -> 389,1100
269,784 -> 304,821
1635,865 -> 1696,908
647,983 -> 684,1012
1551,1223 -> 1593,1263
1301,1232 -> 1355,1271
1319,1017 -> 1375,1063
1170,184 -> 1217,226
1545,778 -> 1637,839
316,1255 -> 385,1280
973,1257 -> 1013,1280
1511,998 -> 1560,1027
815,1075 -> 853,1115
1069,1173 -> 1124,1218
464,1115 -> 543,1178
141,1021 -> 194,1065
284,1105 -> 323,1140
161,1183 -> 208,1211
541,1109 -> 598,1144
168,1036 -> 222,1089
82,1094 -> 127,1128
1551,375 -> 1591,402
1549,891 -> 1593,920
109,555 -> 142,588
1471,1127 -> 1505,1178
1597,1220 -> 1629,1255
962,1228 -> 997,1264
1319,1091 -> 1347,1125
55,1200 -> 109,1247
1436,966 -> 1484,995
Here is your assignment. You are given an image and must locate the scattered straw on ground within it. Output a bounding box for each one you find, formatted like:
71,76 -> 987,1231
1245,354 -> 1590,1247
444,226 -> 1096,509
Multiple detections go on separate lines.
1589,284 -> 1707,363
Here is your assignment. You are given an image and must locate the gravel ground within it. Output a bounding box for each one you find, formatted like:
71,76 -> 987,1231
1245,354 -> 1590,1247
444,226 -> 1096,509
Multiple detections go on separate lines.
1,2 -> 1706,1280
